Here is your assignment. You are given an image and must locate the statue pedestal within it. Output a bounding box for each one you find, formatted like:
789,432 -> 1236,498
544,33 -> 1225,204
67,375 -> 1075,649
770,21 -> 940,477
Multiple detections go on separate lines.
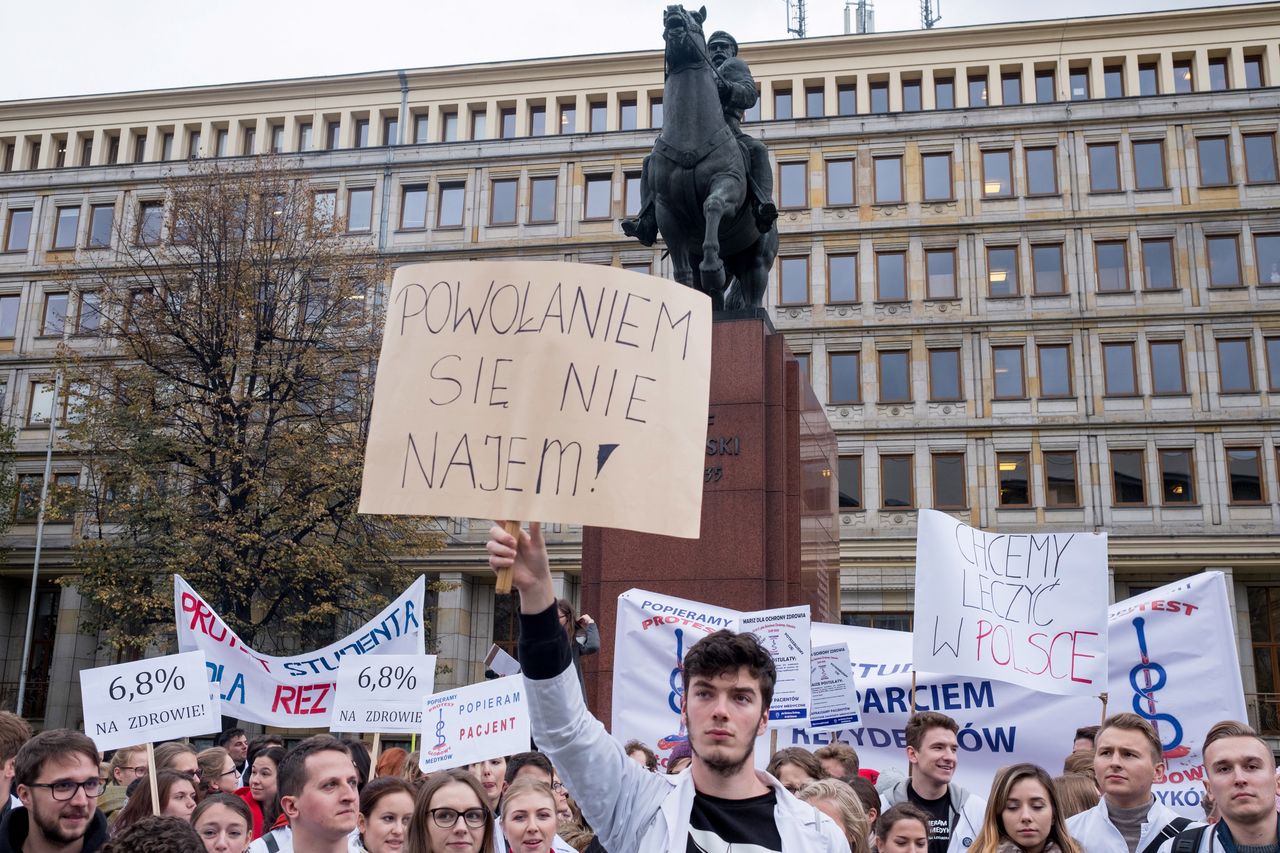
580,309 -> 839,724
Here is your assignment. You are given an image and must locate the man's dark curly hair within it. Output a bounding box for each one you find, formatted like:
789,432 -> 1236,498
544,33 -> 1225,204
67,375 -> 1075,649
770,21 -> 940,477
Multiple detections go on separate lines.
682,629 -> 776,708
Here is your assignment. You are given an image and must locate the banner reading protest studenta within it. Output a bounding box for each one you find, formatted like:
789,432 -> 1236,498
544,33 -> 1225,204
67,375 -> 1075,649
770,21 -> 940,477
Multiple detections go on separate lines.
913,509 -> 1109,696
358,261 -> 712,538
175,575 -> 425,728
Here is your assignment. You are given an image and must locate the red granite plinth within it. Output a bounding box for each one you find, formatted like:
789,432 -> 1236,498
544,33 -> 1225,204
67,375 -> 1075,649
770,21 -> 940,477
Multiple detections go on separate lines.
580,311 -> 839,725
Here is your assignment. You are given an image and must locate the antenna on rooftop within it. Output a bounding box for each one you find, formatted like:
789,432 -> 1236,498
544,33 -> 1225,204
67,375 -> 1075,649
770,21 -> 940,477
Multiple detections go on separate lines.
922,0 -> 941,29
786,0 -> 807,38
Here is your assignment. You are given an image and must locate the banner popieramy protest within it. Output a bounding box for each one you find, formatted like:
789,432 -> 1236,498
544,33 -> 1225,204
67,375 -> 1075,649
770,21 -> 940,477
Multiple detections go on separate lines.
174,574 -> 426,728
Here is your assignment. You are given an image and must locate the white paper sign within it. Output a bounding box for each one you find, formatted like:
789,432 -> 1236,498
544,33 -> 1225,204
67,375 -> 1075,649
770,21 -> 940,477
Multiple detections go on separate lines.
419,678 -> 529,772
485,645 -> 522,677
80,651 -> 219,751
741,606 -> 811,727
807,643 -> 858,733
330,654 -> 436,733
913,509 -> 1109,695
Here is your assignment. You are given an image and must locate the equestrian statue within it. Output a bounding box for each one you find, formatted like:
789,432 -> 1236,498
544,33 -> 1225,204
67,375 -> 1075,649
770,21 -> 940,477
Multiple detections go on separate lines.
621,6 -> 779,310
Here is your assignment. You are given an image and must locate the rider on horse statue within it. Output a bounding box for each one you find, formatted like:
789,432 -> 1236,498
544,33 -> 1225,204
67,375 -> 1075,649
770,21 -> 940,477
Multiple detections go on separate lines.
622,29 -> 779,247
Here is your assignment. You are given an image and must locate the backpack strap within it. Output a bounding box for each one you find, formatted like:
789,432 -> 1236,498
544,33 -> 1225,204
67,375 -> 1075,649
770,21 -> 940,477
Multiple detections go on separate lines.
1171,824 -> 1211,853
264,831 -> 281,853
1141,817 -> 1194,853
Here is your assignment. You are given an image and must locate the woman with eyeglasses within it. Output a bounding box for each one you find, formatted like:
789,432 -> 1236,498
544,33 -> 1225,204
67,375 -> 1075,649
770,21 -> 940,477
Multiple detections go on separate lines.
406,769 -> 493,853
101,745 -> 148,822
498,778 -> 558,853
355,776 -> 415,853
154,742 -> 202,785
112,769 -> 199,834
192,793 -> 253,853
197,748 -> 240,800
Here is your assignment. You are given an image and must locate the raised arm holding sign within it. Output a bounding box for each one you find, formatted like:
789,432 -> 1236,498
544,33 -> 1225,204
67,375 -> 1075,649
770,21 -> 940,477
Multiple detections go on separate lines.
485,523 -> 849,853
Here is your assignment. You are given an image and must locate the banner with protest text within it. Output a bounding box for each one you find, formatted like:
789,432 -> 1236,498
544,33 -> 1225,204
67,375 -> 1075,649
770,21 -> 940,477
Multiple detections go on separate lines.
358,261 -> 712,538
174,574 -> 425,728
913,509 -> 1109,696
419,677 -> 530,772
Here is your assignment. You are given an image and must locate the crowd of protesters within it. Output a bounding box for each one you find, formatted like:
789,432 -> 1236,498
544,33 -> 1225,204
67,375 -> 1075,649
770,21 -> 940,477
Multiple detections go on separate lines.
0,520 -> 1273,853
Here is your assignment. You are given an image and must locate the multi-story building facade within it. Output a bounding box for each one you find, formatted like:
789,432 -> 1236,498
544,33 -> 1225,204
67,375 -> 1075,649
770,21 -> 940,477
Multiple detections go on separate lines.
1,3 -> 1278,736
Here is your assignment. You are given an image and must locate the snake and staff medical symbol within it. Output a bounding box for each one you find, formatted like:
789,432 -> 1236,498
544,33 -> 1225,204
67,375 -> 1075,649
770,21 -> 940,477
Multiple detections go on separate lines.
658,628 -> 689,750
1129,617 -> 1190,759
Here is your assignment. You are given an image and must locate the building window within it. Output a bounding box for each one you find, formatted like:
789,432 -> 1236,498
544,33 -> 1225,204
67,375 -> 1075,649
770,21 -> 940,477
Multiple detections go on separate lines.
1141,239 -> 1177,290
1268,337 -> 1280,390
1044,450 -> 1079,506
624,173 -> 641,218
880,454 -> 914,508
934,77 -> 954,109
77,291 -> 101,335
619,100 -> 637,131
53,206 -> 79,249
869,81 -> 888,113
968,75 -> 988,107
1000,72 -> 1021,105
837,84 -> 856,115
1102,342 -> 1139,396
1103,65 -> 1125,98
1208,57 -> 1230,91
1226,447 -> 1265,503
925,249 -> 956,299
4,208 -> 32,253
0,295 -> 16,338
902,80 -> 922,112
1088,143 -> 1121,192
1149,340 -> 1187,395
584,174 -> 612,220
794,353 -> 810,382
326,120 -> 342,149
928,348 -> 962,401
1217,338 -> 1256,393
470,110 -> 487,140
529,105 -> 546,137
1207,235 -> 1242,287
1133,140 -> 1168,190
41,292 -> 69,336
187,130 -> 202,159
828,352 -> 861,404
992,345 -> 1025,398
239,125 -> 256,154
743,87 -> 761,122
437,182 -> 465,228
500,108 -> 517,139
649,98 -> 663,128
1031,245 -> 1065,295
311,190 -> 336,228
490,178 -> 518,225
400,185 -> 428,230
1037,343 -> 1073,397
558,103 -> 576,134
1139,62 -> 1160,95
529,176 -> 557,223
442,112 -> 459,142
878,350 -> 911,403
838,455 -> 861,508
1111,449 -> 1147,505
827,254 -> 857,304
1244,133 -> 1278,184
779,256 -> 809,305
922,152 -> 953,201
997,452 -> 1031,506
873,157 -> 903,204
1261,234 -> 1280,285
1244,55 -> 1265,88
346,188 -> 373,232
217,127 -> 231,156
353,119 -> 369,148
1069,67 -> 1090,100
774,88 -> 793,119
779,162 -> 808,209
876,251 -> 907,301
271,123 -> 285,153
806,86 -> 825,117
87,204 -> 114,248
1158,448 -> 1195,504
1253,590 -> 1280,734
1095,241 -> 1129,292
137,201 -> 163,245
982,150 -> 1013,198
987,246 -> 1019,297
1025,147 -> 1058,196
932,453 -> 966,508
1198,137 -> 1232,186
27,381 -> 57,425
1034,69 -> 1055,103
826,159 -> 854,207
292,121 -> 311,152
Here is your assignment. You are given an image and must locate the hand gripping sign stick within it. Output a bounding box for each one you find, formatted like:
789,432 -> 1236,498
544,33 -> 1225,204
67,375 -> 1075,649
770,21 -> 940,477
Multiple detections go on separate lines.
495,521 -> 521,594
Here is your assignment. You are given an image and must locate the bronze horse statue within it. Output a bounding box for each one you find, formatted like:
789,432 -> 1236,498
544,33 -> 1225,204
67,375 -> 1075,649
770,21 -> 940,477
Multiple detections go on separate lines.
625,6 -> 778,310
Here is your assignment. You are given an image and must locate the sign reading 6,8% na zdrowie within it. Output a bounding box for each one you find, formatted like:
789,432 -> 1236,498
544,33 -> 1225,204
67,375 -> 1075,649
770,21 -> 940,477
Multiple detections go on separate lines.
79,651 -> 220,752
330,654 -> 437,734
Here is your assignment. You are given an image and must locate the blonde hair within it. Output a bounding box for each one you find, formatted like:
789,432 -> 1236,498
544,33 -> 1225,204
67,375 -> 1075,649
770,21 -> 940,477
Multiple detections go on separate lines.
1052,774 -> 1100,819
970,764 -> 1082,853
797,778 -> 871,853
500,778 -> 557,817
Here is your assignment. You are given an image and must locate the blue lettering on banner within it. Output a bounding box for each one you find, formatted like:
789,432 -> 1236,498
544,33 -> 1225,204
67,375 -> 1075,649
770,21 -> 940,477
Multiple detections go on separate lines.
846,725 -> 1016,753
860,681 -> 995,714
205,662 -> 246,705
279,600 -> 420,676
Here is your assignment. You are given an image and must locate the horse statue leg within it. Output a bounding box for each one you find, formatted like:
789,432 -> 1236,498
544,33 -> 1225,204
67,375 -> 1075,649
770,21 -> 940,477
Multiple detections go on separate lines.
698,174 -> 742,296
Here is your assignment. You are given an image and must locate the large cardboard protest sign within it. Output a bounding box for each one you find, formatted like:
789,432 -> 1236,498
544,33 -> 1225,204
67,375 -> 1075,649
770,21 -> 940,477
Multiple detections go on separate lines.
913,509 -> 1108,696
80,651 -> 220,751
175,575 -> 425,728
330,654 -> 437,734
358,261 -> 712,538
419,677 -> 529,772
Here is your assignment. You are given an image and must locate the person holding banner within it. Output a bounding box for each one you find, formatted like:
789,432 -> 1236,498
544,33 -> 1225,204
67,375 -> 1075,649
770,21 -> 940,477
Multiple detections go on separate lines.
1156,722 -> 1277,853
486,522 -> 849,853
880,712 -> 986,853
0,729 -> 111,853
1066,714 -> 1191,853
969,764 -> 1082,853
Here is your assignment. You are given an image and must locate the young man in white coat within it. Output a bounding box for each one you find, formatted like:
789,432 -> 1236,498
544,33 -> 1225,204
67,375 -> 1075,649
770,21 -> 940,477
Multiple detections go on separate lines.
1067,712 -> 1191,853
487,522 -> 850,853
1158,721 -> 1275,853
879,712 -> 985,853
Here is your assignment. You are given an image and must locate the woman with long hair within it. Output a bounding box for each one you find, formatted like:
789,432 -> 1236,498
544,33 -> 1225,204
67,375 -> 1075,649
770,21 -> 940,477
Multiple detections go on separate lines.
874,803 -> 932,853
355,776 -> 415,853
234,745 -> 285,839
1051,774 -> 1100,821
766,747 -> 829,794
406,769 -> 493,853
112,770 -> 199,834
197,748 -> 240,800
970,764 -> 1083,853
557,599 -> 599,702
499,778 -> 558,853
798,778 -> 872,853
191,793 -> 253,853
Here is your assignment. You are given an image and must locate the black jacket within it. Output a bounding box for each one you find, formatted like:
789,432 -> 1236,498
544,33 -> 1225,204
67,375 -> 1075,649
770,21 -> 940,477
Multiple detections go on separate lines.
0,806 -> 110,853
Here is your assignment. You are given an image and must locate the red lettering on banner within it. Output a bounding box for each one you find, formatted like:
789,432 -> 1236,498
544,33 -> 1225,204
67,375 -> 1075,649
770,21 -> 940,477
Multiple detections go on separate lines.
975,620 -> 1096,685
270,683 -> 332,715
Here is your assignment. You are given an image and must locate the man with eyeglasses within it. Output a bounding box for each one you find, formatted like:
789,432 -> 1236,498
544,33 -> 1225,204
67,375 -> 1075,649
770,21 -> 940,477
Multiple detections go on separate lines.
0,728 -> 109,853
0,713 -> 32,822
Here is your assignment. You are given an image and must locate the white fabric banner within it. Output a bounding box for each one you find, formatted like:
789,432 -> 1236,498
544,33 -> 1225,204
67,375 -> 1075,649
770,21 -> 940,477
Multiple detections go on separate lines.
913,509 -> 1109,696
174,575 -> 426,728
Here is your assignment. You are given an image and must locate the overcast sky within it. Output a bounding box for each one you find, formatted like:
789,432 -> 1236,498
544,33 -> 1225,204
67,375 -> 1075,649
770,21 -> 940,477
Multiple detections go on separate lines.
0,0 -> 1263,101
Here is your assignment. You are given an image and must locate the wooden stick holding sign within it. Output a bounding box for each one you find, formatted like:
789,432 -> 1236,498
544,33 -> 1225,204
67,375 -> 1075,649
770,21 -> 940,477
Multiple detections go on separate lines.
370,732 -> 382,772
145,742 -> 160,815
496,521 -> 521,594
